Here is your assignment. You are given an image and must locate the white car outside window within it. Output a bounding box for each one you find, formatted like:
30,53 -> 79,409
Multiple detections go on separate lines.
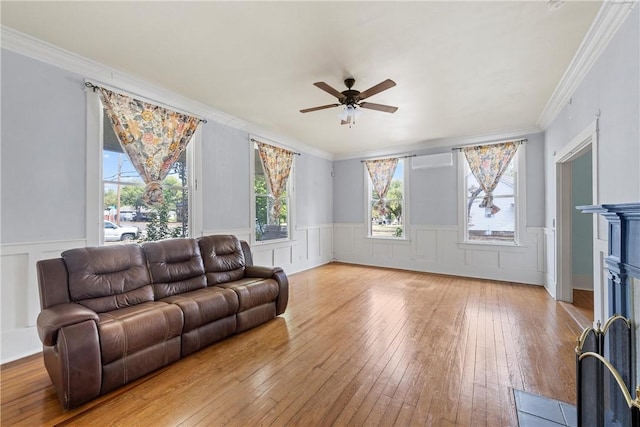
104,220 -> 139,242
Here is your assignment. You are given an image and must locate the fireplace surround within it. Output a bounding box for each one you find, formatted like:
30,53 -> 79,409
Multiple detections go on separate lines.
577,203 -> 640,426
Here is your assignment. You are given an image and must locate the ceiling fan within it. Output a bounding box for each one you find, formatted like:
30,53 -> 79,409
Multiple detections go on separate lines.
300,78 -> 398,125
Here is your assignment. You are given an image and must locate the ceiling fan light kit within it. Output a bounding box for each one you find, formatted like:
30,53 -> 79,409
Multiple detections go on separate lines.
300,77 -> 398,126
338,105 -> 361,127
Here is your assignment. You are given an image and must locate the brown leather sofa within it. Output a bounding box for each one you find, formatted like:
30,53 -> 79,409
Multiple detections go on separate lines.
35,235 -> 288,409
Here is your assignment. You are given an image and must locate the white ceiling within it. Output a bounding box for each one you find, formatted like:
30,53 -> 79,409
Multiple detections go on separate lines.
1,1 -> 602,157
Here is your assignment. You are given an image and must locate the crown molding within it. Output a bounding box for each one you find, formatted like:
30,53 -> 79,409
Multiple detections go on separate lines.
0,26 -> 333,160
537,1 -> 637,129
332,126 -> 542,161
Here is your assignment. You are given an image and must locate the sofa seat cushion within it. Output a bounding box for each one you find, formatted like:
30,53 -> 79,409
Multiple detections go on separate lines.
97,302 -> 183,365
216,278 -> 279,312
161,287 -> 239,333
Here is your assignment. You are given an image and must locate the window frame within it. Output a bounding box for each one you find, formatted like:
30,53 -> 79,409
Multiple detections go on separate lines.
86,89 -> 202,246
249,138 -> 295,245
364,157 -> 409,240
457,144 -> 527,247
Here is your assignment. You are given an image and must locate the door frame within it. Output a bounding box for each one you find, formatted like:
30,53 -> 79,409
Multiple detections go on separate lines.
554,119 -> 602,322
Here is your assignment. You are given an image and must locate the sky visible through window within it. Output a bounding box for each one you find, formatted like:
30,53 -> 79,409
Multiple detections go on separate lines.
394,161 -> 403,181
103,150 -> 182,189
103,151 -> 141,184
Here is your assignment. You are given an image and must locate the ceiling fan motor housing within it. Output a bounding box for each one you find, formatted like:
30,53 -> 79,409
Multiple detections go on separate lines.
342,78 -> 359,106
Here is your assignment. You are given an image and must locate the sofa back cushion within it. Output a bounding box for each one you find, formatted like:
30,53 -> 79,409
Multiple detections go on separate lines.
62,245 -> 153,313
142,238 -> 207,299
197,235 -> 246,284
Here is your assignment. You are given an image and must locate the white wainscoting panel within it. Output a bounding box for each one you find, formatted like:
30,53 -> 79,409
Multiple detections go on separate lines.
465,249 -> 499,268
203,225 -> 333,275
413,229 -> 437,263
253,248 -> 274,267
544,227 -> 557,298
273,246 -> 292,267
333,224 -> 545,285
1,239 -> 86,363
439,229 -> 465,265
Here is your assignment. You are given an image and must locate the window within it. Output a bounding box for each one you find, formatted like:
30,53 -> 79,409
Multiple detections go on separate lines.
253,142 -> 292,242
102,111 -> 189,244
367,158 -> 405,238
460,143 -> 524,244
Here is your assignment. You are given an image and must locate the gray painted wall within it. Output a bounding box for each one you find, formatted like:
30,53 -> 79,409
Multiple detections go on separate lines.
571,150 -> 593,286
200,121 -> 334,231
525,133 -> 545,228
201,121 -> 252,231
1,49 -> 86,244
0,48 -> 334,243
296,153 -> 333,226
333,131 -> 545,228
333,158 -> 365,223
408,147 -> 458,226
545,6 -> 640,230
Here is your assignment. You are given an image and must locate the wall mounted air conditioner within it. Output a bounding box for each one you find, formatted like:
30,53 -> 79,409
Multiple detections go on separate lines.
411,153 -> 453,170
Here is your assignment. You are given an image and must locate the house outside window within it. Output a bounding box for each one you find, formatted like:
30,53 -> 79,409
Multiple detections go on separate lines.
367,158 -> 405,238
460,145 -> 525,245
253,143 -> 292,242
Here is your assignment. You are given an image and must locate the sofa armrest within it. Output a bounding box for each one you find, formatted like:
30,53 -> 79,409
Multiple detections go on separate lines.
37,303 -> 99,346
245,266 -> 289,315
43,320 -> 102,409
244,265 -> 282,278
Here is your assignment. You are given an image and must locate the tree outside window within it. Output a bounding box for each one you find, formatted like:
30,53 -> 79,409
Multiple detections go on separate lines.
254,145 -> 290,242
368,159 -> 405,238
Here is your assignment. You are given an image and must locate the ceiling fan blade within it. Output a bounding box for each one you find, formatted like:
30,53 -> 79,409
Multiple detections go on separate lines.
313,82 -> 346,100
358,79 -> 396,100
300,104 -> 340,113
359,102 -> 398,113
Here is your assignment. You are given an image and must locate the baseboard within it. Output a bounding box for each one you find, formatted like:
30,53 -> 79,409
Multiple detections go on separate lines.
572,274 -> 594,291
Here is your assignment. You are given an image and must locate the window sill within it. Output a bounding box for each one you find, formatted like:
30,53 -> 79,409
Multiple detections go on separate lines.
252,238 -> 296,247
457,240 -> 528,253
366,236 -> 411,244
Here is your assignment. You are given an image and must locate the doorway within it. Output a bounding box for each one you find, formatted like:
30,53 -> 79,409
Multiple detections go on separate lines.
555,120 -> 602,324
570,149 -> 594,321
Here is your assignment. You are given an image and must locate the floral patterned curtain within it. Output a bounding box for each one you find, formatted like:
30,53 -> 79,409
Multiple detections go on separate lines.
463,141 -> 520,213
98,87 -> 202,206
256,141 -> 294,224
364,158 -> 399,216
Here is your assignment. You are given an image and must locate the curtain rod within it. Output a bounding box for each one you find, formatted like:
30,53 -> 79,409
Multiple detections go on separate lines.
250,138 -> 301,155
451,138 -> 527,152
360,154 -> 416,163
84,81 -> 208,124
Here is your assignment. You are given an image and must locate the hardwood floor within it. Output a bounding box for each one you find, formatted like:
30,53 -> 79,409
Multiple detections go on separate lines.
1,263 -> 584,426
572,289 -> 594,323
